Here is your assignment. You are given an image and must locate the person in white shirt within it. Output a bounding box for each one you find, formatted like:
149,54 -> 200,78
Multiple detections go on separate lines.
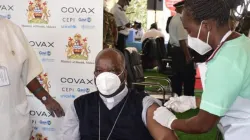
141,23 -> 164,42
133,21 -> 144,41
59,48 -> 178,140
110,0 -> 131,53
168,1 -> 195,97
0,18 -> 64,140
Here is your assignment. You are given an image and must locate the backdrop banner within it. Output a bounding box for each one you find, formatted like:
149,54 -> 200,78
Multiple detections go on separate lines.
0,0 -> 103,139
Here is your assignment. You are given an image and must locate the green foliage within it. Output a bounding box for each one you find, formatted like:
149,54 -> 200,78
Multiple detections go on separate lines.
126,0 -> 147,30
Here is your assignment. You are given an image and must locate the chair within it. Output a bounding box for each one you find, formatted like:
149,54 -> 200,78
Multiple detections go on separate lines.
141,38 -> 158,69
124,47 -> 176,104
155,37 -> 173,76
124,47 -> 145,92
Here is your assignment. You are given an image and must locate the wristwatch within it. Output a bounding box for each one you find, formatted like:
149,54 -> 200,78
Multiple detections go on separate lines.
41,95 -> 48,103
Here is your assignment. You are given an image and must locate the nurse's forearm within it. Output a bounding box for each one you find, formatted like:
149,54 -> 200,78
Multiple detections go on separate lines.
171,110 -> 219,134
26,78 -> 52,102
171,117 -> 205,134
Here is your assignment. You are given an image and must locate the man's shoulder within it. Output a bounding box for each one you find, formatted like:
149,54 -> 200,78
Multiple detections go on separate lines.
74,91 -> 99,103
129,89 -> 150,100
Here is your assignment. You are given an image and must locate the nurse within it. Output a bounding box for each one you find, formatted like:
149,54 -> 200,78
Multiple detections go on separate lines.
153,0 -> 250,140
0,19 -> 65,140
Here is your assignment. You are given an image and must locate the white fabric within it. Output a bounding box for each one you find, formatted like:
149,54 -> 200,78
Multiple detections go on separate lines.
141,29 -> 164,42
153,107 -> 177,130
197,63 -> 207,90
59,86 -> 161,140
0,66 -> 10,86
99,86 -> 128,110
110,4 -> 129,27
125,47 -> 138,54
0,19 -> 43,140
58,103 -> 80,140
164,96 -> 197,113
169,13 -> 188,47
135,29 -> 144,40
218,96 -> 250,140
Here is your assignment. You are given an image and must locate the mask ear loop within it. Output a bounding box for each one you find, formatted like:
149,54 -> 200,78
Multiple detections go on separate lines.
206,31 -> 210,44
197,21 -> 204,38
118,69 -> 126,84
117,69 -> 125,77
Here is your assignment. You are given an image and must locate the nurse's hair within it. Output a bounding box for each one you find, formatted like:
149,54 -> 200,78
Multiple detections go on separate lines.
184,0 -> 248,26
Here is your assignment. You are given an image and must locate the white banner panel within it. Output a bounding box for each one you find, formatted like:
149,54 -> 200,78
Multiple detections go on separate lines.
0,0 -> 103,139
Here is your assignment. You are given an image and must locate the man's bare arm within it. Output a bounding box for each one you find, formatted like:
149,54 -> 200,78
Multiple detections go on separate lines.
179,40 -> 191,63
147,104 -> 178,140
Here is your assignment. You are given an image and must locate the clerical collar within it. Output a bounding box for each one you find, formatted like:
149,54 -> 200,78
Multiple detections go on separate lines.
99,86 -> 128,110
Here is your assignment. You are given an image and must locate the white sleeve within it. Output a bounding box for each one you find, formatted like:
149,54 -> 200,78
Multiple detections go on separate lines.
141,96 -> 162,126
177,19 -> 188,41
141,32 -> 148,42
16,27 -> 43,85
58,103 -> 80,140
118,11 -> 129,26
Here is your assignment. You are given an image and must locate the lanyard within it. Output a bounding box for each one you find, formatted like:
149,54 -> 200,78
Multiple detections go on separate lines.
206,31 -> 233,62
99,93 -> 129,140
220,31 -> 232,44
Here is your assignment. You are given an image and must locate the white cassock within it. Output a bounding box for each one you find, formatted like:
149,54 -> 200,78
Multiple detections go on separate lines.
0,18 -> 43,140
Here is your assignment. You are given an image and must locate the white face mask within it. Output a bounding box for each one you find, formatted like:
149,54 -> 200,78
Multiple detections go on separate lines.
95,71 -> 124,96
123,5 -> 128,11
188,21 -> 212,55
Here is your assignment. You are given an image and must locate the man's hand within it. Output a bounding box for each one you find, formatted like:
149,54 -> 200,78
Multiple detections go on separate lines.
153,107 -> 177,130
43,96 -> 65,117
185,54 -> 192,64
164,96 -> 197,113
27,78 -> 65,118
179,40 -> 192,64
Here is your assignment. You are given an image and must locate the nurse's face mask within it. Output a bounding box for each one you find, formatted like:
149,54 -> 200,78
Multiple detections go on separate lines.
95,69 -> 125,97
188,21 -> 212,55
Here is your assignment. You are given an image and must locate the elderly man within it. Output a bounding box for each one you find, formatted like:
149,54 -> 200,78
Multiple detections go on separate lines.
59,48 -> 178,140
